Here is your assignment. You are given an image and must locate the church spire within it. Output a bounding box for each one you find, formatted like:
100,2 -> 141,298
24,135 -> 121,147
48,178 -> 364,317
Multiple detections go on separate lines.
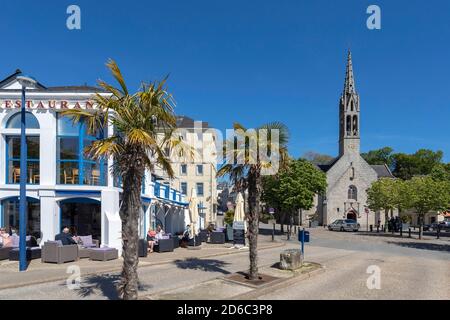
344,50 -> 356,95
339,50 -> 360,156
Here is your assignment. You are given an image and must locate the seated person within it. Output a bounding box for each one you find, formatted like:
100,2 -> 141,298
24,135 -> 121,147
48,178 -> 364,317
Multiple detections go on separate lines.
146,228 -> 157,253
55,227 -> 77,246
180,225 -> 191,248
0,228 -> 12,248
155,225 -> 166,241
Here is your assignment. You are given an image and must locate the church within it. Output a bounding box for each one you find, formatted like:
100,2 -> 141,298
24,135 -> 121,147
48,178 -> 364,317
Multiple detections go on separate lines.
311,52 -> 395,230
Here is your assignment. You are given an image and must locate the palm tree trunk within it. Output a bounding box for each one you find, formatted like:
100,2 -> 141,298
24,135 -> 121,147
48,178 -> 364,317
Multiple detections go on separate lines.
119,164 -> 143,300
247,168 -> 261,280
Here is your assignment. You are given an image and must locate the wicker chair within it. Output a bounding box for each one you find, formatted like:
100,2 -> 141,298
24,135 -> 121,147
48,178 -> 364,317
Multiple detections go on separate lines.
41,241 -> 78,264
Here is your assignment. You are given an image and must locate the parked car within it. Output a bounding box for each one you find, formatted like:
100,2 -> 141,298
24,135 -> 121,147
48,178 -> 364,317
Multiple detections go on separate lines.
424,222 -> 450,232
328,219 -> 360,232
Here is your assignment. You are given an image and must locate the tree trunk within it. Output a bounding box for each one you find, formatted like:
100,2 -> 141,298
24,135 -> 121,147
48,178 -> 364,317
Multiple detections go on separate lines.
247,167 -> 261,280
418,214 -> 424,240
118,161 -> 144,300
280,210 -> 287,233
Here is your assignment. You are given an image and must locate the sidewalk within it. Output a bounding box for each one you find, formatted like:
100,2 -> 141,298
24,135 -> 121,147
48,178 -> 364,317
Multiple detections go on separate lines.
0,236 -> 285,290
142,262 -> 323,300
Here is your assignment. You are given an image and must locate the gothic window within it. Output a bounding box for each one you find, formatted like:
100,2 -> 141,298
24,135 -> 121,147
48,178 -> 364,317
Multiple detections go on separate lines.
350,100 -> 354,112
346,115 -> 351,136
348,185 -> 358,201
352,115 -> 358,136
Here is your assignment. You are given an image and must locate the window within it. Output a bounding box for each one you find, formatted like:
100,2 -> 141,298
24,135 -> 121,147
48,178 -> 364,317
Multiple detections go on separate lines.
6,112 -> 39,129
2,197 -> 40,237
6,136 -> 40,184
57,114 -> 106,186
180,164 -> 187,175
181,182 -> 187,195
196,164 -> 203,175
196,183 -> 204,196
346,115 -> 351,136
348,185 -> 358,201
352,115 -> 358,136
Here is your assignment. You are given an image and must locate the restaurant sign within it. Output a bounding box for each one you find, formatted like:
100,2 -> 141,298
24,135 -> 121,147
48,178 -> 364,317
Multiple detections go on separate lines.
0,99 -> 98,110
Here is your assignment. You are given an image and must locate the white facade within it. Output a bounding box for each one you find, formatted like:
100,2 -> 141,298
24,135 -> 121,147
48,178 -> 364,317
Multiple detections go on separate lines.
0,71 -> 188,254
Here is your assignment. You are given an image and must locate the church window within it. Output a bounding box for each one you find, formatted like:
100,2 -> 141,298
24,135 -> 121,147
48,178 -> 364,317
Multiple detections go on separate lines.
346,115 -> 351,136
348,185 -> 358,201
352,115 -> 358,136
350,100 -> 354,112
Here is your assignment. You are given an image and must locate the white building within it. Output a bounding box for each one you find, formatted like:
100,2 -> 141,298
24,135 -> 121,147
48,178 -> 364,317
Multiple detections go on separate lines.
154,116 -> 218,228
0,70 -> 188,254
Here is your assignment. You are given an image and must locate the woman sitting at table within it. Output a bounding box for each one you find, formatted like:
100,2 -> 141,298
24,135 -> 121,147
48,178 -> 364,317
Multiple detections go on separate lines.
0,228 -> 12,247
146,228 -> 157,253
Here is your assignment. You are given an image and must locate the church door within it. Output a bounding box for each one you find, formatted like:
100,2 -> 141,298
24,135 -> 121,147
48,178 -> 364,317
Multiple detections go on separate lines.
347,210 -> 357,221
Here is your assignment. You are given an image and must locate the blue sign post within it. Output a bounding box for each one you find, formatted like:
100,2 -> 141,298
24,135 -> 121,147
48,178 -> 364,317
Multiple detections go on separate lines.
298,228 -> 310,258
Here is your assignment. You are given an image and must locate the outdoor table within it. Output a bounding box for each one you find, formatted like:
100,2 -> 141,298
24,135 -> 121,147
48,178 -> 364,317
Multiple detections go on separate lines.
89,248 -> 118,261
9,247 -> 41,261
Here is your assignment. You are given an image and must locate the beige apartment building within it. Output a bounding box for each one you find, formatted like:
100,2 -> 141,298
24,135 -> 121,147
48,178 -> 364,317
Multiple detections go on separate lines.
154,116 -> 218,228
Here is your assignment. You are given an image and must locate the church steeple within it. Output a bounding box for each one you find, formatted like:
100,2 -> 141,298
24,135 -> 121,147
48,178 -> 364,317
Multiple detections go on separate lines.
344,51 -> 356,94
339,51 -> 360,156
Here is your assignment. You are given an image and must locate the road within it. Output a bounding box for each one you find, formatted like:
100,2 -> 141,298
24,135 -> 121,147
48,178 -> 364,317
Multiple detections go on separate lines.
0,227 -> 448,300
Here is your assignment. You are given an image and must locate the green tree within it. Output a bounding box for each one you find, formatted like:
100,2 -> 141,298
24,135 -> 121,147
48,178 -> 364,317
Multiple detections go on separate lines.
62,60 -> 180,299
366,178 -> 406,229
278,159 -> 327,227
405,176 -> 449,239
431,163 -> 450,182
361,147 -> 394,169
392,149 -> 443,180
217,122 -> 289,280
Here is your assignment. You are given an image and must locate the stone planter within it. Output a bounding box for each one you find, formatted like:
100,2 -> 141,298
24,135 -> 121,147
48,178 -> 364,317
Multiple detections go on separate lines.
280,249 -> 303,271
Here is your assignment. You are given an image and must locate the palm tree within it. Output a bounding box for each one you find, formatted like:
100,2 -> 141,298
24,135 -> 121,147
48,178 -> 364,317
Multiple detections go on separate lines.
217,122 -> 289,280
62,60 -> 180,300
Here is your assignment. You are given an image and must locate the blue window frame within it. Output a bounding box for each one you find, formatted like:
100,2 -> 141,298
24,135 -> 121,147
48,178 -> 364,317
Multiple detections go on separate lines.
6,136 -> 40,184
57,114 -> 106,186
6,112 -> 40,129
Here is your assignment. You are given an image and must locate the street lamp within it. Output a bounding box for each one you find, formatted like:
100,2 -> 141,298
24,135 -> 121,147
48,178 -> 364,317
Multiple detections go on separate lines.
16,75 -> 38,272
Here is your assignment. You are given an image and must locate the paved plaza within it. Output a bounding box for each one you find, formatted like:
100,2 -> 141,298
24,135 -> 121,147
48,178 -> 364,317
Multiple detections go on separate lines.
0,225 -> 448,300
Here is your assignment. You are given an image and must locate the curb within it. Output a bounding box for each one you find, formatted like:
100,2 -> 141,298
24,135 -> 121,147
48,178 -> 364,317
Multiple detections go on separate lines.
230,264 -> 325,300
0,241 -> 285,291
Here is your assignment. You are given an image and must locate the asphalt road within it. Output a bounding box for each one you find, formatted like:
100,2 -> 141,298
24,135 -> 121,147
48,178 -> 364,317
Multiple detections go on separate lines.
0,228 -> 448,300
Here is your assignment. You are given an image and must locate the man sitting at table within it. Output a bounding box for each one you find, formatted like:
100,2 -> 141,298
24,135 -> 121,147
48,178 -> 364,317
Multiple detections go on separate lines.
55,227 -> 77,246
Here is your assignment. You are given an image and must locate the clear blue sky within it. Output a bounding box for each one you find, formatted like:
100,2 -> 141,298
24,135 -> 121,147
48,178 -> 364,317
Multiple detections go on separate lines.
1,0 -> 449,162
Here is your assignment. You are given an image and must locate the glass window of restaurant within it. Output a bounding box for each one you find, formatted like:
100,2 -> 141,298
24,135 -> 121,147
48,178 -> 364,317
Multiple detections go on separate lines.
57,114 -> 107,186
5,112 -> 40,185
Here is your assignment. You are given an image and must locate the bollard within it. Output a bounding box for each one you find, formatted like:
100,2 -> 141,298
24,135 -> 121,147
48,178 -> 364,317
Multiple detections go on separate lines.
377,225 -> 379,233
370,225 -> 373,232
272,223 -> 275,242
437,226 -> 440,240
400,228 -> 403,237
408,228 -> 411,238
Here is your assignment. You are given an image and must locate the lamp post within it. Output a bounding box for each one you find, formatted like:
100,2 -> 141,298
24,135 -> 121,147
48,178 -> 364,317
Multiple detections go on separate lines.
16,75 -> 38,272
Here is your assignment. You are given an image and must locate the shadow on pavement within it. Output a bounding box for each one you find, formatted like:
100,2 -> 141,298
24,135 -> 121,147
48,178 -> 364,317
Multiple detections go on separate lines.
386,241 -> 450,253
63,273 -> 151,300
173,258 -> 231,275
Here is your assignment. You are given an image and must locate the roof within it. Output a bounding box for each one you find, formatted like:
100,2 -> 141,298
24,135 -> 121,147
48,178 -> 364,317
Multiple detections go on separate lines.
317,157 -> 339,172
176,116 -> 209,129
370,164 -> 394,178
316,157 -> 394,179
0,70 -> 106,93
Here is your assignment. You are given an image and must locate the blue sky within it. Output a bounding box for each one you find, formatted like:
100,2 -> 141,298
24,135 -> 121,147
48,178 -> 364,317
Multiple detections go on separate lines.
1,0 -> 449,161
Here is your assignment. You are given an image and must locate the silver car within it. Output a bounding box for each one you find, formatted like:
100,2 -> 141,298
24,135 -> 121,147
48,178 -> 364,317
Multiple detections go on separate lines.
328,219 -> 360,232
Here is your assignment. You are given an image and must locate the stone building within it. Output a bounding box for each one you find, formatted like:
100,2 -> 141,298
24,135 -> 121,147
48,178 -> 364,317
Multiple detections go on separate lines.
310,52 -> 395,230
